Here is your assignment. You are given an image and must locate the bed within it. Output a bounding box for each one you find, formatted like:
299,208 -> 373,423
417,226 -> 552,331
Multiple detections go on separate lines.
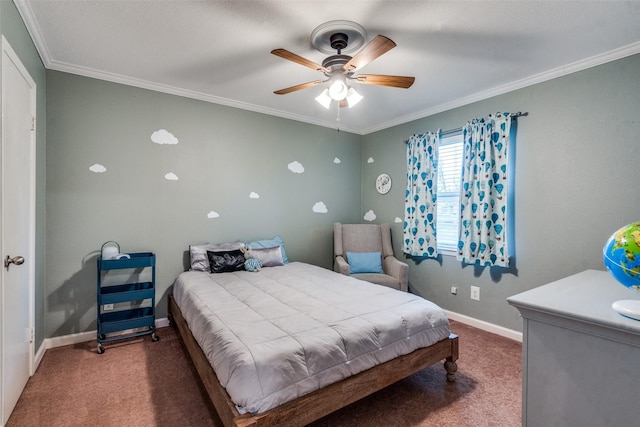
168,260 -> 458,427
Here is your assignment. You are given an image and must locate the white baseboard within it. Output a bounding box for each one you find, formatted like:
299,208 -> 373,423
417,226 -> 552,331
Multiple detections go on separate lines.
41,317 -> 170,351
445,310 -> 522,342
45,330 -> 96,350
36,313 -> 519,360
34,341 -> 46,373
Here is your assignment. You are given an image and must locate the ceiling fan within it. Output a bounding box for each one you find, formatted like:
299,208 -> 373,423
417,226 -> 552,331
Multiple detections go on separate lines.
271,29 -> 415,109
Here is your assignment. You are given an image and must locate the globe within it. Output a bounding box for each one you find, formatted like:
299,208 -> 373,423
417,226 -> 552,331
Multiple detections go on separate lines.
603,221 -> 640,292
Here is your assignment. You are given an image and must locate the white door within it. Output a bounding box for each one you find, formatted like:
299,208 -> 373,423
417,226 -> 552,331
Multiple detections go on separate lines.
0,36 -> 36,426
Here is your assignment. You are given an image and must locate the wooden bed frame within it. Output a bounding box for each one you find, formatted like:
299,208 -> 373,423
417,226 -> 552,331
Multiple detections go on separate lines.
168,293 -> 459,427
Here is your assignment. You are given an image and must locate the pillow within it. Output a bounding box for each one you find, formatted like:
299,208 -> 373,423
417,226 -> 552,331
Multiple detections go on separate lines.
206,249 -> 245,273
189,241 -> 243,271
250,246 -> 284,267
346,251 -> 384,274
246,235 -> 289,264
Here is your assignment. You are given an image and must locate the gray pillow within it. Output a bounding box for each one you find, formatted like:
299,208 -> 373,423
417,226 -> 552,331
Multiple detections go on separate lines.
250,246 -> 284,267
246,235 -> 289,263
189,240 -> 243,271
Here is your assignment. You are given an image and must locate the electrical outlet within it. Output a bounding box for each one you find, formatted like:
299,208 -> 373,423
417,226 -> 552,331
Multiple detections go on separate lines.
103,303 -> 114,311
450,286 -> 458,295
470,286 -> 480,301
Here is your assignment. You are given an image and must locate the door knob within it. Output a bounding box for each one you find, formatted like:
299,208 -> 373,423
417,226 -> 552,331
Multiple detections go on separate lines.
4,255 -> 25,269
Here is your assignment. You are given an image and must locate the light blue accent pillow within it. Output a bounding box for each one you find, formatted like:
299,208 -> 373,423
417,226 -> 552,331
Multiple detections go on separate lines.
346,251 -> 383,274
247,235 -> 289,264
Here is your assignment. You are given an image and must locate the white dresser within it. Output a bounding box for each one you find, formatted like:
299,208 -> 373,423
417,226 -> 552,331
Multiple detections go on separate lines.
507,270 -> 640,426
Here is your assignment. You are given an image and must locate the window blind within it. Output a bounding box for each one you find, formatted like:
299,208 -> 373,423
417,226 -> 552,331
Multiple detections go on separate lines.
437,133 -> 463,252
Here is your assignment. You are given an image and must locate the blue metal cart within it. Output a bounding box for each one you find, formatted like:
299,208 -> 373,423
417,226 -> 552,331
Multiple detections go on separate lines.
96,252 -> 159,353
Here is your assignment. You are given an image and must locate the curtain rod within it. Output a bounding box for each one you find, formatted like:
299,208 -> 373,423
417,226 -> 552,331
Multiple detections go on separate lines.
440,111 -> 528,137
407,111 -> 529,141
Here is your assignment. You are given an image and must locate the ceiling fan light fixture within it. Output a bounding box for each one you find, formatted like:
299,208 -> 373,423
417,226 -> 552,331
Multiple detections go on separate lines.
273,27 -> 411,113
328,77 -> 348,101
346,87 -> 363,108
315,89 -> 332,109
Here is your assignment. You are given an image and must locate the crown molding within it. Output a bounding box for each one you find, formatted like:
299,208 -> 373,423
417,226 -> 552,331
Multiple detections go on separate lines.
14,0 -> 53,65
50,58 -> 362,134
366,40 -> 640,134
15,0 -> 640,136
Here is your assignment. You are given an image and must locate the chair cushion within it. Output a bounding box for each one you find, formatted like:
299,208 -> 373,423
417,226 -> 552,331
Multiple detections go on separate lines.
346,251 -> 383,274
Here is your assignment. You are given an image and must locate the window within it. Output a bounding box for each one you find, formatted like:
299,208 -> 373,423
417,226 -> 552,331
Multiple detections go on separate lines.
436,132 -> 463,253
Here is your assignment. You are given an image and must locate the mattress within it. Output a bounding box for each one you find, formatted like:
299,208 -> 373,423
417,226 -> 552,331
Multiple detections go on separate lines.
173,261 -> 450,415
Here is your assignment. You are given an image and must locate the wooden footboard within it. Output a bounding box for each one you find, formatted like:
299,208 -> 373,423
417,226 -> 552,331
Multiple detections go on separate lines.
168,293 -> 459,427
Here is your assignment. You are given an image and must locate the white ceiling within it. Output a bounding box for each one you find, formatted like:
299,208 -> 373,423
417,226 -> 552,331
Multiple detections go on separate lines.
15,0 -> 640,135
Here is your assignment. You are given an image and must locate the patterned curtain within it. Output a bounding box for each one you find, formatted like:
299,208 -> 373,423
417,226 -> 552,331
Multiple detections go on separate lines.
403,131 -> 440,257
457,113 -> 511,267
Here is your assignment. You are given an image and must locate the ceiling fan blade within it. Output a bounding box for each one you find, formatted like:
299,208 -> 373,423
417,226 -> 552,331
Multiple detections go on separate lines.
271,49 -> 330,73
343,35 -> 397,72
355,74 -> 415,89
274,80 -> 323,95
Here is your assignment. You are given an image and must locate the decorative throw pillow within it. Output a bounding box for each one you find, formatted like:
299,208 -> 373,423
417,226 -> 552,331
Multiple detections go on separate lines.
246,235 -> 289,264
189,241 -> 243,271
346,251 -> 384,274
251,246 -> 284,267
244,257 -> 262,272
206,249 -> 246,273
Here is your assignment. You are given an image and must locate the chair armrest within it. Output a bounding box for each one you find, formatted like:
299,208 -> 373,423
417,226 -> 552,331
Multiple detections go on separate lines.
383,256 -> 409,292
334,255 -> 350,275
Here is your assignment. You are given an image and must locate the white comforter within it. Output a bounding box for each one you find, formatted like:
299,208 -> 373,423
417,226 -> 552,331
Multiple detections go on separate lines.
173,262 -> 450,414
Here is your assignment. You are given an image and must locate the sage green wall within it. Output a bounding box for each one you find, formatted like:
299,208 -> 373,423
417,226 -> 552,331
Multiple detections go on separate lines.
43,43 -> 640,337
1,0 -> 47,349
45,70 -> 362,337
363,53 -> 640,332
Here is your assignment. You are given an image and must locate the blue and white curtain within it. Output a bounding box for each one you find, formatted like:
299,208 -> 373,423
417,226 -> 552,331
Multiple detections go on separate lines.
403,131 -> 440,257
458,112 -> 511,267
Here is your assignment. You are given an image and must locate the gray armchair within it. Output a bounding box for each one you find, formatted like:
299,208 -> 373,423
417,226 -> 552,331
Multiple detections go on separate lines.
333,223 -> 408,292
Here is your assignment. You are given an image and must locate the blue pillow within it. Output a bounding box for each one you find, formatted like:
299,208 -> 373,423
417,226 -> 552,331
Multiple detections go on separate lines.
346,251 -> 383,274
247,235 -> 289,264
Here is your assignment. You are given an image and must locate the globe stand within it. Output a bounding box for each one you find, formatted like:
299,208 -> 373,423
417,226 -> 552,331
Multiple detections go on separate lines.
612,299 -> 640,321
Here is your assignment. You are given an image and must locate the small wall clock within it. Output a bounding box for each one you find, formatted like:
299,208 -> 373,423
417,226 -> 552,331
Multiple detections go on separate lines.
375,173 -> 392,194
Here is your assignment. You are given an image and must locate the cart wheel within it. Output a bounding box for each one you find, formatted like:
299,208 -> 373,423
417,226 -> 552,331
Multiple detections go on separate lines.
151,333 -> 160,342
98,334 -> 106,340
97,344 -> 105,354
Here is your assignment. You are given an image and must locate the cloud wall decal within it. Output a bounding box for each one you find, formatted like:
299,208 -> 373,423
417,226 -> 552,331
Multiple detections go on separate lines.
249,192 -> 260,199
207,211 -> 220,219
164,172 -> 179,180
395,217 -> 403,223
89,164 -> 106,173
333,157 -> 341,164
288,161 -> 305,174
367,157 -> 375,163
151,129 -> 178,145
364,210 -> 377,221
312,202 -> 328,213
